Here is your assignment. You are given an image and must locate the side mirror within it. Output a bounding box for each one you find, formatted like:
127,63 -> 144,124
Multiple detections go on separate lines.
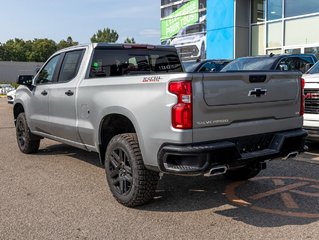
210,68 -> 216,72
17,75 -> 34,86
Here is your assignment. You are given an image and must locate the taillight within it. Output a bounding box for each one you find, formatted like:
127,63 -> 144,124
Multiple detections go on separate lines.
168,81 -> 192,129
300,77 -> 305,116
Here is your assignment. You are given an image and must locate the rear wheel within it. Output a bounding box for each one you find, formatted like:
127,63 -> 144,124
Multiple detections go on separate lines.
16,113 -> 40,154
105,133 -> 159,207
223,163 -> 261,181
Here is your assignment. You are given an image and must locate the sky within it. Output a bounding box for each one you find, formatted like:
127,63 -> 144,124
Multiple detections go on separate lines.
0,0 -> 161,45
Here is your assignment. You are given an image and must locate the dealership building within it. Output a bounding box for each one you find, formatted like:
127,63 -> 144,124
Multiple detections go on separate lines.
161,0 -> 319,61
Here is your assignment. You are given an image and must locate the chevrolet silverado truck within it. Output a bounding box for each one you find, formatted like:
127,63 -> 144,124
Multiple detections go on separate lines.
14,43 -> 307,207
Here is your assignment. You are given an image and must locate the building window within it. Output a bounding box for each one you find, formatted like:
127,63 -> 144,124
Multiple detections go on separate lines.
252,24 -> 265,55
252,0 -> 265,23
251,0 -> 319,56
284,49 -> 301,54
267,22 -> 282,48
305,47 -> 319,59
266,49 -> 282,55
285,15 -> 319,46
267,0 -> 282,20
285,0 -> 319,18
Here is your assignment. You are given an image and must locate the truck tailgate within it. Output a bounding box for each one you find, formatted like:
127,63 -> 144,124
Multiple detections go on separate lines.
192,71 -> 302,139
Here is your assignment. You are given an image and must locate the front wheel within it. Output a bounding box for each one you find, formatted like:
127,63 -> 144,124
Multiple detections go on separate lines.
105,133 -> 159,207
223,163 -> 261,181
16,113 -> 40,154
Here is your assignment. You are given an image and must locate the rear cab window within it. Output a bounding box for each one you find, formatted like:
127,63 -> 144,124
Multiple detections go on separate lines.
88,47 -> 183,78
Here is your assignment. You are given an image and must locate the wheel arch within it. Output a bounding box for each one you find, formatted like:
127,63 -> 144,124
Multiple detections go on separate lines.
98,111 -> 142,165
13,103 -> 25,124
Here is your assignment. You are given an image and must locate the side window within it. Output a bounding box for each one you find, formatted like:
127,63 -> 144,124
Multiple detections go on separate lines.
58,50 -> 84,82
36,54 -> 60,84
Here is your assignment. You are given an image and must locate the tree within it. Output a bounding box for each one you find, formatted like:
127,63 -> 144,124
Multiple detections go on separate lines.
0,39 -> 31,61
57,36 -> 78,50
27,39 -> 57,62
124,37 -> 136,44
90,28 -> 119,43
0,36 -> 79,62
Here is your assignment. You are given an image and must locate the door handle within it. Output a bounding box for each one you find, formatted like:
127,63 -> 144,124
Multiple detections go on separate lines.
41,90 -> 48,96
65,90 -> 74,96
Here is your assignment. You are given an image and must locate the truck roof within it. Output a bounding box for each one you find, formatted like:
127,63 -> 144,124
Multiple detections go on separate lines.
56,43 -> 176,53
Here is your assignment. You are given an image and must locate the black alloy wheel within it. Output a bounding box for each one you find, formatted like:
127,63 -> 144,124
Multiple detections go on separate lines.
108,148 -> 133,196
15,113 -> 40,154
105,133 -> 159,207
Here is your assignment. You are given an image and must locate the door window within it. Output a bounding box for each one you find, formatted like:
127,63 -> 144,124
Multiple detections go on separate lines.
58,50 -> 85,82
36,54 -> 60,84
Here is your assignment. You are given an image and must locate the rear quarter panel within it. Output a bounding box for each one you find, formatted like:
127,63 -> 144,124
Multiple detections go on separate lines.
76,73 -> 194,167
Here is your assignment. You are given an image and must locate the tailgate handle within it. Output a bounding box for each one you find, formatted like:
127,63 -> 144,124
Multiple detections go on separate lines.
249,75 -> 267,83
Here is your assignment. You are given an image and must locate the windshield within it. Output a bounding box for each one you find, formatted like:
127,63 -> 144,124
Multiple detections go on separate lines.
221,57 -> 277,71
307,61 -> 319,74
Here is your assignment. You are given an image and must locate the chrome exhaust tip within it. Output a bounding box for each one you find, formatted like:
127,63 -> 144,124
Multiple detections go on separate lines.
204,166 -> 228,177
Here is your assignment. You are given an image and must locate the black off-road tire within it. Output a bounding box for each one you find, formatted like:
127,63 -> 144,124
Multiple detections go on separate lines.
105,133 -> 159,207
16,112 -> 40,154
223,163 -> 261,181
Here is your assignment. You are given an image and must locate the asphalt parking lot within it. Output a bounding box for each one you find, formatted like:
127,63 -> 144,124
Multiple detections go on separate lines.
0,97 -> 319,240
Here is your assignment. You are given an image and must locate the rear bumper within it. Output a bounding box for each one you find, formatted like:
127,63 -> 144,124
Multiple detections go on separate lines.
303,127 -> 319,141
157,129 -> 307,176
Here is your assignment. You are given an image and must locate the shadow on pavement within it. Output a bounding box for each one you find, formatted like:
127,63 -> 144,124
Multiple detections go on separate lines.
140,160 -> 319,227
38,143 -> 319,227
37,142 -> 102,168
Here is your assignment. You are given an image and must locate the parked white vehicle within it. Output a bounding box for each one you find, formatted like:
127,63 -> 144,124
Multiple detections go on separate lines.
170,23 -> 206,61
7,89 -> 16,104
0,84 -> 15,94
303,61 -> 319,141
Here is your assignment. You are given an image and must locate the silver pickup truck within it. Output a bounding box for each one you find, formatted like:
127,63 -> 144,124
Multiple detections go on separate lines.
14,43 -> 307,207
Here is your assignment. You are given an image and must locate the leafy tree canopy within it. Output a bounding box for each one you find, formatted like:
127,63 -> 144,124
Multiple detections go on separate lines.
90,28 -> 119,43
57,36 -> 78,50
0,28 -> 136,62
124,37 -> 136,44
0,37 -> 77,62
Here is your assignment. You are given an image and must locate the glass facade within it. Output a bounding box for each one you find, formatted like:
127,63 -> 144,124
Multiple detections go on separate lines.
252,0 -> 265,23
251,24 -> 265,55
251,0 -> 319,58
285,0 -> 319,18
160,0 -> 319,59
267,22 -> 282,48
267,0 -> 282,20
